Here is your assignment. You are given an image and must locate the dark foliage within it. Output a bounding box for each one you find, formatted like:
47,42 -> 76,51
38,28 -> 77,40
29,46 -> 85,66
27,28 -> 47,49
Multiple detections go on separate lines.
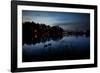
23,22 -> 64,44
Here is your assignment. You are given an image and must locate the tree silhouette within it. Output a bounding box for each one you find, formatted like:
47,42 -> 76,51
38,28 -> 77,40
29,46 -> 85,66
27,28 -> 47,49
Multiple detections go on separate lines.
22,21 -> 64,44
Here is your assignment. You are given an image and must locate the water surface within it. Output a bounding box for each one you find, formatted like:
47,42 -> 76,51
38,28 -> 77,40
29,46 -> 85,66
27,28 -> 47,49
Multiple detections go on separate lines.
22,36 -> 90,62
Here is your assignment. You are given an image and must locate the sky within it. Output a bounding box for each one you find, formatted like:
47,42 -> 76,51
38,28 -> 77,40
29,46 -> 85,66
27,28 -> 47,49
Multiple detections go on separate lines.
22,10 -> 90,31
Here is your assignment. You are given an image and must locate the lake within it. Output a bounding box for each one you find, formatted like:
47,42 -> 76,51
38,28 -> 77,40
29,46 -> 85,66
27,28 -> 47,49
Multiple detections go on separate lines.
22,35 -> 90,62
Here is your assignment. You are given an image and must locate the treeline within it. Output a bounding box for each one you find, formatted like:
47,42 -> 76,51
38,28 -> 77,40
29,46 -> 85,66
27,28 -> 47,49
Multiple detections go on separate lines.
23,22 -> 64,44
64,30 -> 90,37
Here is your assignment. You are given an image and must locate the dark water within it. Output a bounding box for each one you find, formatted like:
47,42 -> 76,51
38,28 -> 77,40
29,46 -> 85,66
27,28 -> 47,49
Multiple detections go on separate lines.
22,36 -> 90,62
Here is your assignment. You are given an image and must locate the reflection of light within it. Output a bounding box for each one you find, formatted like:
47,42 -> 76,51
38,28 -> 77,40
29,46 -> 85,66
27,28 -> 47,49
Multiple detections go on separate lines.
34,29 -> 37,32
35,35 -> 37,38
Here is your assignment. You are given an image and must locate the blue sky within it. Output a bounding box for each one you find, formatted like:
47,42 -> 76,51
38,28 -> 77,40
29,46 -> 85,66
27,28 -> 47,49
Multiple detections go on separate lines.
22,10 -> 90,31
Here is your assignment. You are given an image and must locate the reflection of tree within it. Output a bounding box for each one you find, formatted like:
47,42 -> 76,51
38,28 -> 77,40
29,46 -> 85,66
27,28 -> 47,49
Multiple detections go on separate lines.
65,30 -> 90,37
23,21 -> 63,44
23,21 -> 90,45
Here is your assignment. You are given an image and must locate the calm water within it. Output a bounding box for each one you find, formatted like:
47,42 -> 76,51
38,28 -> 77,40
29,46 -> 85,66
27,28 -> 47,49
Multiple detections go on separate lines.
22,36 -> 90,62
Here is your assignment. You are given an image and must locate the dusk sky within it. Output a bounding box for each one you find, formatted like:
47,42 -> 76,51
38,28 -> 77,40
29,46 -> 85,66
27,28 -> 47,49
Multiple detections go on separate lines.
22,10 -> 90,31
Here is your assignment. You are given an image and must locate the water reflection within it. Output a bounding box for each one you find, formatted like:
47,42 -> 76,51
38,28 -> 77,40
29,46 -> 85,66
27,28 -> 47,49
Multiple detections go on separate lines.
22,35 -> 90,62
